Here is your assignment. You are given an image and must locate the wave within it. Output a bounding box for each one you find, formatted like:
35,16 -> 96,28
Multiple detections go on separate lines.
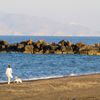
69,73 -> 77,76
23,75 -> 64,81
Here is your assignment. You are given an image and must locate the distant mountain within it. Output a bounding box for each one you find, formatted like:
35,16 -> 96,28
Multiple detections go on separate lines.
0,13 -> 96,36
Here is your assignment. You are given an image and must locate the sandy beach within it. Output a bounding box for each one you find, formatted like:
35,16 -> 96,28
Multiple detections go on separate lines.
0,74 -> 100,100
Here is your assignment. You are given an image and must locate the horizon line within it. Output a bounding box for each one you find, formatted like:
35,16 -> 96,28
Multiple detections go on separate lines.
0,35 -> 100,37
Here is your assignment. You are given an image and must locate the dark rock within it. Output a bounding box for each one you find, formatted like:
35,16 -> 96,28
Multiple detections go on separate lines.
44,50 -> 50,54
43,45 -> 51,53
0,40 -> 9,45
58,40 -> 72,47
0,45 -> 6,52
17,44 -> 25,52
20,40 -> 34,45
50,43 -> 58,51
0,39 -> 99,55
36,50 -> 44,54
23,45 -> 34,53
33,48 -> 40,53
7,43 -> 18,52
72,44 -> 79,54
49,50 -> 55,54
72,42 -> 86,54
55,45 -> 62,51
55,50 -> 62,54
58,40 -> 67,46
65,46 -> 74,54
76,42 -> 86,48
34,40 -> 47,50
61,46 -> 66,52
79,45 -> 100,55
66,41 -> 72,47
37,40 -> 47,45
95,43 -> 100,47
27,40 -> 33,45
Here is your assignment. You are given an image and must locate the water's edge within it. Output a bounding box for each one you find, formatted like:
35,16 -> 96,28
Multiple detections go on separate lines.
1,72 -> 100,84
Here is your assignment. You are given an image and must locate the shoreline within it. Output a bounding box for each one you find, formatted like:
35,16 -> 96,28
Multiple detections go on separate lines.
0,73 -> 100,84
0,73 -> 100,100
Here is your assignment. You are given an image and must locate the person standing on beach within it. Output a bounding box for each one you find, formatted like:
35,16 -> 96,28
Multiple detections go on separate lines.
5,65 -> 13,84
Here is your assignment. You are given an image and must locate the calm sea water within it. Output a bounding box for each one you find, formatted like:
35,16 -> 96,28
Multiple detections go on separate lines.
0,36 -> 100,82
0,36 -> 100,44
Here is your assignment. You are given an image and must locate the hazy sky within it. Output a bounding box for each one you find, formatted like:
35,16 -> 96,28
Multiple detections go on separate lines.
0,0 -> 100,32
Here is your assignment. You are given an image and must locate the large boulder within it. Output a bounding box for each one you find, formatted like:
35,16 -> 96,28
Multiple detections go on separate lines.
44,50 -> 50,54
17,44 -> 25,52
58,40 -> 72,47
65,46 -> 74,54
27,40 -> 33,45
0,45 -> 7,52
0,40 -> 9,45
20,40 -> 34,45
34,40 -> 47,50
60,46 -> 74,54
66,41 -> 72,47
23,45 -> 34,53
50,42 -> 58,51
49,50 -> 55,54
33,48 -> 40,53
43,45 -> 51,50
37,40 -> 47,44
76,42 -> 86,48
95,43 -> 100,48
61,46 -> 66,52
54,50 -> 62,54
72,42 -> 86,54
72,44 -> 79,54
58,40 -> 67,46
7,43 -> 18,52
79,45 -> 100,55
34,50 -> 44,54
55,45 -> 62,51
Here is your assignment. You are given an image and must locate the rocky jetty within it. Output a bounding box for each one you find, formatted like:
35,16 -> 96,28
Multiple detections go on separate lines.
0,40 -> 100,55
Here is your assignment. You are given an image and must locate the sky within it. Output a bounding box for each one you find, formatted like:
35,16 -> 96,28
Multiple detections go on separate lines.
0,0 -> 100,35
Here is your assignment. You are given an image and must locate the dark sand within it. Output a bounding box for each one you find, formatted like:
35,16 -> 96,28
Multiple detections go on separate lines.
0,74 -> 100,100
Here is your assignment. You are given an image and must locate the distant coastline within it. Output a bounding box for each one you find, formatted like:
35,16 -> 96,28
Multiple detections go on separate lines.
0,35 -> 100,37
0,39 -> 100,55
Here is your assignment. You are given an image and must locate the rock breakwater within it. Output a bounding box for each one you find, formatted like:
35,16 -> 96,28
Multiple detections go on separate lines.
0,40 -> 100,55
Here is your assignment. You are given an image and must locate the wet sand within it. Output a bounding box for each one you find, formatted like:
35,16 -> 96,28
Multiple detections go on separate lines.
0,74 -> 100,100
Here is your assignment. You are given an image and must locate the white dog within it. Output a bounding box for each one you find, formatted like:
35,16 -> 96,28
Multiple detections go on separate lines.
14,76 -> 22,83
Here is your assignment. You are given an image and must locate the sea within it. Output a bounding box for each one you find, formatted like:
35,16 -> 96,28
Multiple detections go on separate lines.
0,36 -> 100,82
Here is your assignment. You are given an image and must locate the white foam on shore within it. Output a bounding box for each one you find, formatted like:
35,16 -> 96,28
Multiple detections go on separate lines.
22,73 -> 82,81
69,73 -> 77,76
23,75 -> 64,81
0,72 -> 100,83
